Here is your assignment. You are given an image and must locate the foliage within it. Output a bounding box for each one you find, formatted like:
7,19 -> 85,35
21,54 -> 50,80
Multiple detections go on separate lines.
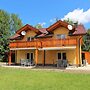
0,67 -> 90,90
35,24 -> 43,29
10,14 -> 23,35
82,29 -> 90,52
0,9 -> 23,61
0,10 -> 10,61
64,18 -> 78,26
64,18 -> 90,52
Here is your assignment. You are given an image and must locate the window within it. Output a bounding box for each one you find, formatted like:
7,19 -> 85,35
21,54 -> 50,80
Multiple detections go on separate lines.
26,53 -> 34,64
62,53 -> 66,60
58,53 -> 61,59
27,53 -> 34,60
56,34 -> 66,39
27,53 -> 29,59
27,37 -> 34,41
58,52 -> 66,60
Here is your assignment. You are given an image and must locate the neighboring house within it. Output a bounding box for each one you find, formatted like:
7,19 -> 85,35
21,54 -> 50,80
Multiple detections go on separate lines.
9,20 -> 86,67
82,51 -> 90,64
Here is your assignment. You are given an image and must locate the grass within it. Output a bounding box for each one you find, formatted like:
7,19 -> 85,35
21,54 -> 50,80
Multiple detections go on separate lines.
0,67 -> 90,90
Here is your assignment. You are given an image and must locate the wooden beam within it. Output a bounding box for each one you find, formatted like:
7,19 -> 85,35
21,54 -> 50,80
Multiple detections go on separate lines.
43,50 -> 45,66
35,49 -> 38,65
8,51 -> 11,65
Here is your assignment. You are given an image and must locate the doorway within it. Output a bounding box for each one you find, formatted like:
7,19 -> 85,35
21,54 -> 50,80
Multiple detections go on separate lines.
27,53 -> 34,64
58,52 -> 66,60
11,51 -> 15,63
82,53 -> 86,65
57,52 -> 67,67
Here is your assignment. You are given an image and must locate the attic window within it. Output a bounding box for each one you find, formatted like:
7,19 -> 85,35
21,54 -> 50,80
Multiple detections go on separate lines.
56,34 -> 66,39
27,37 -> 34,41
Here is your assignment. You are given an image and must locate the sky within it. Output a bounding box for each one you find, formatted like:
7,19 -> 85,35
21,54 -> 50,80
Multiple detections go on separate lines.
0,0 -> 90,29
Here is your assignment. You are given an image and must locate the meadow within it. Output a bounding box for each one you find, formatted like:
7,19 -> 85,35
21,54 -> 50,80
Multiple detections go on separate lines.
0,67 -> 90,90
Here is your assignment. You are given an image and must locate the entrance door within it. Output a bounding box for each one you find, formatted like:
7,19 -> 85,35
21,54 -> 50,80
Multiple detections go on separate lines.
11,51 -> 15,63
58,52 -> 66,60
27,53 -> 34,64
82,53 -> 85,65
57,52 -> 67,67
58,53 -> 61,60
62,53 -> 66,60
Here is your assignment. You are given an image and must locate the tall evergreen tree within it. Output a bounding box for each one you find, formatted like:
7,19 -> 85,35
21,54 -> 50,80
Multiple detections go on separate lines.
82,29 -> 90,52
64,18 -> 78,26
0,9 -> 23,61
10,14 -> 23,35
0,10 -> 10,61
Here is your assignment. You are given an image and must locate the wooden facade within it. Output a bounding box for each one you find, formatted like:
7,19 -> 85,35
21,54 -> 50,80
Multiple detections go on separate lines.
82,51 -> 90,64
9,38 -> 77,48
9,20 -> 86,66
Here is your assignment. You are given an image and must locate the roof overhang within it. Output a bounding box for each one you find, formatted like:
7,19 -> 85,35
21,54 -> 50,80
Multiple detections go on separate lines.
10,46 -> 76,51
47,20 -> 75,32
10,47 -> 36,50
38,46 -> 76,50
16,24 -> 41,34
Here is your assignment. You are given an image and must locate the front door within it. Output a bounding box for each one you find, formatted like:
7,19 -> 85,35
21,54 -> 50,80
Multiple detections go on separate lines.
58,52 -> 66,60
57,52 -> 67,67
27,53 -> 34,64
82,53 -> 85,65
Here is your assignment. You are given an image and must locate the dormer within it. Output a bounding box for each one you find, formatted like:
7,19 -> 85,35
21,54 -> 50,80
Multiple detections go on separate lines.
46,20 -> 75,39
46,20 -> 86,39
9,24 -> 41,41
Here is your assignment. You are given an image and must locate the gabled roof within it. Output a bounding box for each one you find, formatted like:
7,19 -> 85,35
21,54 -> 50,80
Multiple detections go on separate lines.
39,28 -> 48,34
46,20 -> 86,36
9,33 -> 20,40
10,20 -> 86,40
9,24 -> 41,40
46,20 -> 75,32
16,24 -> 41,34
73,25 -> 87,35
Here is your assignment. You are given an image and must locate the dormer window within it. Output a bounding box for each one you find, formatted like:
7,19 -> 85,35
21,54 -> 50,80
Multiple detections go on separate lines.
56,34 -> 66,39
27,37 -> 34,41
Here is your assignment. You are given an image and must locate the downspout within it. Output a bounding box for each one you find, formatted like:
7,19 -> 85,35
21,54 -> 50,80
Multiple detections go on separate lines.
78,36 -> 83,66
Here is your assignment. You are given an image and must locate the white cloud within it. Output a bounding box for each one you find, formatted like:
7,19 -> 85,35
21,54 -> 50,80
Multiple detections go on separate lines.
50,18 -> 56,22
50,18 -> 59,24
62,8 -> 90,24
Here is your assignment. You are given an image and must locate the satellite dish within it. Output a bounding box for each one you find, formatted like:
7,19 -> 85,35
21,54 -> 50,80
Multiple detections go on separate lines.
67,25 -> 73,30
21,31 -> 26,35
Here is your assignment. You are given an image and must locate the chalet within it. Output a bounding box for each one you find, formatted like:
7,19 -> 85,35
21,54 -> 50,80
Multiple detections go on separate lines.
9,20 -> 86,67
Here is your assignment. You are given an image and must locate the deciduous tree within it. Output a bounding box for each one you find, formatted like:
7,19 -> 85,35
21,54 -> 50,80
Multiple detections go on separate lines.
0,9 -> 23,61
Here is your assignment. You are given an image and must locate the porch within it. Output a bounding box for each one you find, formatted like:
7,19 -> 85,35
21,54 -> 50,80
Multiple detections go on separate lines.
8,46 -> 79,67
8,38 -> 80,67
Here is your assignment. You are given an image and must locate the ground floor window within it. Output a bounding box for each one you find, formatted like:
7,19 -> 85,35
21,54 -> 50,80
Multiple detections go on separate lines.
58,52 -> 66,60
27,53 -> 34,60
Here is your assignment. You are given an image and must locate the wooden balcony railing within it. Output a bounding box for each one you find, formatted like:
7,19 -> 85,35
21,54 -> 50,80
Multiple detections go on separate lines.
9,41 -> 41,48
41,39 -> 77,47
9,38 -> 77,48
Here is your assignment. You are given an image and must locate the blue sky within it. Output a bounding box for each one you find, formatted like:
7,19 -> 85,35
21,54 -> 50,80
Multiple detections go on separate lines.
0,0 -> 90,29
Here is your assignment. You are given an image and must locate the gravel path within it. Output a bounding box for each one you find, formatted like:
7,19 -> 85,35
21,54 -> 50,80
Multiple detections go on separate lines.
1,62 -> 90,73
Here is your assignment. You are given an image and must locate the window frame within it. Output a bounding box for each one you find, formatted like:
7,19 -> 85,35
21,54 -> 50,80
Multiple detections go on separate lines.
56,34 -> 66,39
27,37 -> 34,41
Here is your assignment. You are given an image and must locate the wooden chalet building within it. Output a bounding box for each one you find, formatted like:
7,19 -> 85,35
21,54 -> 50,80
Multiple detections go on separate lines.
8,20 -> 86,67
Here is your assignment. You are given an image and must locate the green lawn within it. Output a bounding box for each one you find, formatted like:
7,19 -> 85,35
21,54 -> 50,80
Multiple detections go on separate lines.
0,67 -> 90,90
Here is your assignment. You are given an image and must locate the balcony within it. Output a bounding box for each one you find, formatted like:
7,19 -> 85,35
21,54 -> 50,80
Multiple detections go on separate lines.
9,38 -> 77,49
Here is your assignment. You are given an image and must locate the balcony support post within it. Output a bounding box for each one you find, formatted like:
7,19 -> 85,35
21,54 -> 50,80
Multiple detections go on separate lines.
35,49 -> 38,65
8,50 -> 11,65
42,50 -> 45,66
